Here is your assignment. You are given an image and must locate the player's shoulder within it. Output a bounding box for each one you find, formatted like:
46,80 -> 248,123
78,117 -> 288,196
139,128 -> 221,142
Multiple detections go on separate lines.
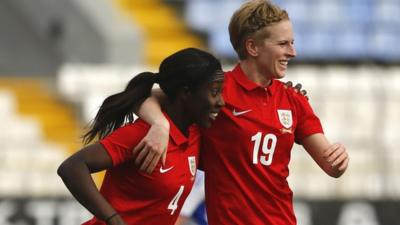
119,118 -> 150,133
224,68 -> 234,76
223,69 -> 234,82
100,117 -> 150,147
221,70 -> 238,100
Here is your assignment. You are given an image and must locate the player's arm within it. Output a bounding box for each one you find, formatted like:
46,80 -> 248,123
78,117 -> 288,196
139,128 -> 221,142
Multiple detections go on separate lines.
133,88 -> 170,174
300,134 -> 349,178
57,143 -> 126,225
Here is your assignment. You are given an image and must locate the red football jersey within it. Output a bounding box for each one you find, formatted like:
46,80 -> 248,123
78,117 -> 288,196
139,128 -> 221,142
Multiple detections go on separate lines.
83,113 -> 200,225
201,65 -> 323,225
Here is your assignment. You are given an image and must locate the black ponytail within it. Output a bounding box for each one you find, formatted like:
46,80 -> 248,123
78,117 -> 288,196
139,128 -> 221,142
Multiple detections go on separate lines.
83,72 -> 158,144
83,48 -> 222,144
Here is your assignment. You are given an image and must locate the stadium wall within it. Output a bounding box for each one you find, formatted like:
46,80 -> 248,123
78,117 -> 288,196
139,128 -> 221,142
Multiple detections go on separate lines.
1,0 -> 142,75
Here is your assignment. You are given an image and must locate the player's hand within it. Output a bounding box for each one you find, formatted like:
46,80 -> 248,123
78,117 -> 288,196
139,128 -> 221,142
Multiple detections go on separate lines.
323,142 -> 349,174
284,81 -> 308,100
132,123 -> 169,174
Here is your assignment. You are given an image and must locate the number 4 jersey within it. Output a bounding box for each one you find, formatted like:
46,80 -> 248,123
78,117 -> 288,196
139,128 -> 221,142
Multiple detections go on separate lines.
82,113 -> 200,225
200,65 -> 323,225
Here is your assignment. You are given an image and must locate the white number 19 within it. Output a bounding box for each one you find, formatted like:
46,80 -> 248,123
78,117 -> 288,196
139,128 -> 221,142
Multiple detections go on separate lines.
251,132 -> 277,166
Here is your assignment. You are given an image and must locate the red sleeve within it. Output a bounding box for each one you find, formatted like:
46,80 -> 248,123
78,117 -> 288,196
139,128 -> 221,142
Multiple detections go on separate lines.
293,93 -> 324,144
99,119 -> 150,166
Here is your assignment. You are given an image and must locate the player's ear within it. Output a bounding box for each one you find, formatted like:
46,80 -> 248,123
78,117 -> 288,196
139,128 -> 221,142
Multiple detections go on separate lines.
245,38 -> 258,57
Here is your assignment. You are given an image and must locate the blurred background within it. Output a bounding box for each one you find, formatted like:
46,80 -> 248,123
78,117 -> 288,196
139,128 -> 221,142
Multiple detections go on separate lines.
0,0 -> 399,224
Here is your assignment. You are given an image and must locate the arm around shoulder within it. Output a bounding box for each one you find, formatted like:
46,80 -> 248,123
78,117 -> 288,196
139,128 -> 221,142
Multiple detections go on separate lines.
133,88 -> 171,173
136,88 -> 169,129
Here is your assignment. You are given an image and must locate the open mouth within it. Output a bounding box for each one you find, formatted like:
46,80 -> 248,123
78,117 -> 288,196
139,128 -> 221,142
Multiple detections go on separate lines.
279,60 -> 288,68
209,112 -> 219,121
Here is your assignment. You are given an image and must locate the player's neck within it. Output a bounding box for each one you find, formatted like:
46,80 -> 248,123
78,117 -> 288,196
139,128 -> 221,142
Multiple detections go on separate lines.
164,103 -> 189,137
239,60 -> 272,87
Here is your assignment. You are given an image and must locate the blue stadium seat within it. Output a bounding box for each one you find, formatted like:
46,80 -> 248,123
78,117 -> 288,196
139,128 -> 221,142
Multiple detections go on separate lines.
373,0 -> 400,27
309,0 -> 346,26
184,0 -> 243,33
208,28 -> 237,59
334,28 -> 368,60
349,0 -> 373,27
184,0 -> 216,32
183,0 -> 400,62
369,27 -> 400,61
280,0 -> 311,24
297,28 -> 338,60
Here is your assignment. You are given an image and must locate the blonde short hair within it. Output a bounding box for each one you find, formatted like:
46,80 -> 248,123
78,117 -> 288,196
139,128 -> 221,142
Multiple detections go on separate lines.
229,0 -> 289,59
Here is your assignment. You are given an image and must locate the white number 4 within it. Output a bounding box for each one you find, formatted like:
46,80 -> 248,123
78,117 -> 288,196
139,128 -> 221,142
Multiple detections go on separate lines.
251,132 -> 277,166
168,185 -> 184,215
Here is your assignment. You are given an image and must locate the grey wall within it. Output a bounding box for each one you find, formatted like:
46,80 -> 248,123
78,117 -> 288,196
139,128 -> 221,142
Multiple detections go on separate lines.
0,0 -> 142,76
0,0 -> 61,75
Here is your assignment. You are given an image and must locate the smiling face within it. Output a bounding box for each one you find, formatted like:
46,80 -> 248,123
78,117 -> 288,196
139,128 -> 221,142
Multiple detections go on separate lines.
251,20 -> 296,79
185,71 -> 225,128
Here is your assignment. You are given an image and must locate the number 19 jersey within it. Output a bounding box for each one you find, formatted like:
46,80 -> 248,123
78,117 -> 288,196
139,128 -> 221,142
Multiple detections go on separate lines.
201,65 -> 323,225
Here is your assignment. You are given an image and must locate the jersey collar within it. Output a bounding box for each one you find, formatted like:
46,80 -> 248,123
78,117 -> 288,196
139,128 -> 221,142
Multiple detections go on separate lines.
163,112 -> 191,146
231,64 -> 278,95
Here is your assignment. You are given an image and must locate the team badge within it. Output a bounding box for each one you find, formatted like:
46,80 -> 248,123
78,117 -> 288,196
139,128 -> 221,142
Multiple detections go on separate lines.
277,110 -> 293,128
188,156 -> 196,176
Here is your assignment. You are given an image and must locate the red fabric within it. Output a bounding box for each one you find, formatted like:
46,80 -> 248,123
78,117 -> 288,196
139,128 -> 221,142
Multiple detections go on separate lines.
201,64 -> 323,225
83,113 -> 201,225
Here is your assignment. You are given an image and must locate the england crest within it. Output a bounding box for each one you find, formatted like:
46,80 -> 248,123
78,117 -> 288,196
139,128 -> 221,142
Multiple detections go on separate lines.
188,156 -> 196,176
277,110 -> 293,128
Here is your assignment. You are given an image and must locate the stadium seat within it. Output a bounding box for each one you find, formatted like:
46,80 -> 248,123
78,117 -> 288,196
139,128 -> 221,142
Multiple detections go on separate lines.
322,67 -> 351,99
0,147 -> 31,171
388,175 -> 400,197
303,172 -> 338,199
310,1 -> 345,26
369,28 -> 400,61
346,100 -> 378,143
373,0 -> 400,27
0,116 -> 43,145
381,101 -> 400,144
350,69 -> 380,99
0,170 -> 25,196
56,200 -> 92,224
57,65 -> 82,103
382,67 -> 400,98
184,0 -> 216,33
208,28 -> 237,59
301,29 -> 338,60
293,201 -> 313,225
281,0 -> 310,24
339,171 -> 384,199
82,94 -> 108,123
0,90 -> 16,118
31,144 -> 68,171
335,28 -> 368,59
345,0 -> 373,27
181,0 -> 400,62
28,172 -> 59,196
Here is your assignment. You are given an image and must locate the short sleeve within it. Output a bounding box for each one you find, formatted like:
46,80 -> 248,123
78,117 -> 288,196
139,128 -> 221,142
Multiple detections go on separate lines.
99,120 -> 150,166
293,94 -> 324,144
